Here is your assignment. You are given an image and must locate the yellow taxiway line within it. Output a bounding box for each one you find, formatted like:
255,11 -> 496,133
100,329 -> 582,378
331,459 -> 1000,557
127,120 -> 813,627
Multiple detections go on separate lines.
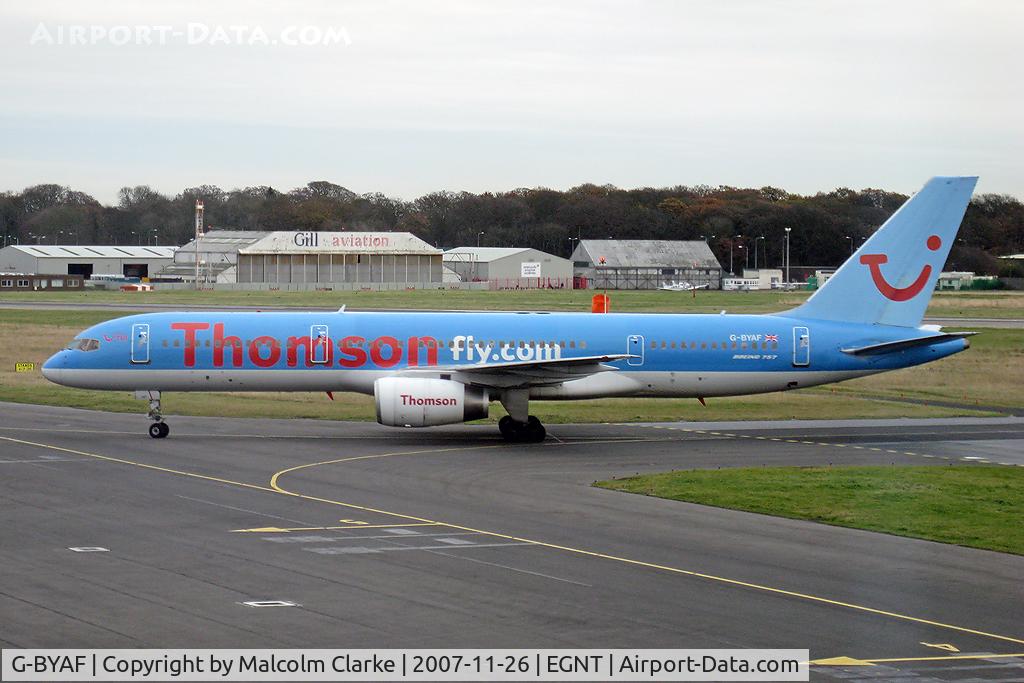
812,652 -> 1024,666
4,433 -> 1024,655
231,522 -> 442,533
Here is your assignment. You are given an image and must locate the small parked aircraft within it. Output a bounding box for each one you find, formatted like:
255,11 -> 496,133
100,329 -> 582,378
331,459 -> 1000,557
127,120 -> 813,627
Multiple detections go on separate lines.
659,281 -> 710,292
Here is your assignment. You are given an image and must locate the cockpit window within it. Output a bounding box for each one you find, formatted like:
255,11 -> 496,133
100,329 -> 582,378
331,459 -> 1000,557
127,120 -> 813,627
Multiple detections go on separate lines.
66,338 -> 100,352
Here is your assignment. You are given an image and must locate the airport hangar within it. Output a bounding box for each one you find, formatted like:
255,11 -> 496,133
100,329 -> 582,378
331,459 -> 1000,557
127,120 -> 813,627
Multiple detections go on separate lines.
0,244 -> 176,280
443,246 -> 574,288
173,230 -> 445,288
570,239 -> 723,290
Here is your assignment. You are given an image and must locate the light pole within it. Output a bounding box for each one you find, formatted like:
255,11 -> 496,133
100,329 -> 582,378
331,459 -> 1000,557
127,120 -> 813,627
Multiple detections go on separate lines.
784,227 -> 792,284
845,235 -> 853,258
728,239 -> 734,276
477,231 -> 484,247
755,236 -> 764,270
738,243 -> 746,271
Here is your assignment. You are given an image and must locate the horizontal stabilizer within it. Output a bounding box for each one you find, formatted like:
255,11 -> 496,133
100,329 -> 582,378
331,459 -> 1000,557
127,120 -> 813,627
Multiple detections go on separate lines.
841,332 -> 975,356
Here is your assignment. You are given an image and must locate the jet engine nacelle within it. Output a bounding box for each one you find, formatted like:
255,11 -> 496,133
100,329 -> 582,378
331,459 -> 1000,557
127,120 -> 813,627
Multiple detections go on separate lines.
374,377 -> 489,427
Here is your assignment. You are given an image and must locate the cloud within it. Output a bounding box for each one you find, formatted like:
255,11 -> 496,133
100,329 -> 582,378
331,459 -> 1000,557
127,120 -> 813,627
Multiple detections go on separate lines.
0,0 -> 1021,202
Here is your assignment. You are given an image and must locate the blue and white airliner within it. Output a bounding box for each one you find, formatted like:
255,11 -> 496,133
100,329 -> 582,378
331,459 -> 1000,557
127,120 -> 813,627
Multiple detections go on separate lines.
43,177 -> 977,442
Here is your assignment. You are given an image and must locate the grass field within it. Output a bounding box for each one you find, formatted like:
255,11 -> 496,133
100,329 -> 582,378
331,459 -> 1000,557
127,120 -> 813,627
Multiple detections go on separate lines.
595,465 -> 1024,555
0,296 -> 1020,423
2,288 -> 1024,318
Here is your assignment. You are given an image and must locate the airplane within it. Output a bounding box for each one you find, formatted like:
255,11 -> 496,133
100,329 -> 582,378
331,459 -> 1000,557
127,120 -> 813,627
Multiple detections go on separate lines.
659,281 -> 710,292
43,176 -> 977,443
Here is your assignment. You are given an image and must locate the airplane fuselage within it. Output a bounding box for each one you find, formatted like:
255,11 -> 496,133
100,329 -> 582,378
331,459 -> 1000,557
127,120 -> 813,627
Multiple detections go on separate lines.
43,310 -> 968,399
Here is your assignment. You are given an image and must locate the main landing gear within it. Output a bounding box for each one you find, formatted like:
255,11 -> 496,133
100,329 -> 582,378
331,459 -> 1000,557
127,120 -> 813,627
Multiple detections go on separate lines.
143,391 -> 169,439
497,389 -> 546,443
498,415 -> 546,443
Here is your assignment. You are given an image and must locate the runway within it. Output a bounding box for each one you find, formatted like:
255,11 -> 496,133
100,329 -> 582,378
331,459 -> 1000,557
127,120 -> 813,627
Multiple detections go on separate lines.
1,402 -> 1023,682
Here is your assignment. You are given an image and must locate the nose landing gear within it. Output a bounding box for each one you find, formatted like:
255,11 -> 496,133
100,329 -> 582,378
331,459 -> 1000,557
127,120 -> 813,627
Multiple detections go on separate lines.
139,390 -> 169,439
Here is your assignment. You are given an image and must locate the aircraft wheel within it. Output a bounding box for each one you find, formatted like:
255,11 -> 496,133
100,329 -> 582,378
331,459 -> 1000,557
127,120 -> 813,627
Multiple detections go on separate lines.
525,416 -> 546,443
149,422 -> 169,439
498,415 -> 515,438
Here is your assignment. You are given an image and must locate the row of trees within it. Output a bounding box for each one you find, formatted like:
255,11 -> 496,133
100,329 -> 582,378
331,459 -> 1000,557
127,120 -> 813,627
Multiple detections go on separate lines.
2,180 -> 1022,274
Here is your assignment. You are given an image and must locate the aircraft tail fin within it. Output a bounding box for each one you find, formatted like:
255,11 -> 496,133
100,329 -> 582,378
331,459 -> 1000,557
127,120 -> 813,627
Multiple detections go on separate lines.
786,176 -> 977,327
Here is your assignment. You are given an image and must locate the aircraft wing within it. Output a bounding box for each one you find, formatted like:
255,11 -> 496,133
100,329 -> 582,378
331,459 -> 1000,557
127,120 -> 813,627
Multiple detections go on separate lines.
399,353 -> 634,388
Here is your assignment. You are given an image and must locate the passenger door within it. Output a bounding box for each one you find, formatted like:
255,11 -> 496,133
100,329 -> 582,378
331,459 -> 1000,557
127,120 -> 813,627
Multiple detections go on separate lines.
792,326 -> 810,366
626,334 -> 645,366
311,324 -> 329,364
130,323 -> 150,364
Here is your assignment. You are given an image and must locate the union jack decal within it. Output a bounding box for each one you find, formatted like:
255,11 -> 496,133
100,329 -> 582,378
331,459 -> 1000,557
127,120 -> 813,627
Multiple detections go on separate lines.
765,334 -> 779,342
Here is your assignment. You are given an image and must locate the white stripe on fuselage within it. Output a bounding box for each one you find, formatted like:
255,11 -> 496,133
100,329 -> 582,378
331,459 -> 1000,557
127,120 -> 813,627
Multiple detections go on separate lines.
45,368 -> 879,398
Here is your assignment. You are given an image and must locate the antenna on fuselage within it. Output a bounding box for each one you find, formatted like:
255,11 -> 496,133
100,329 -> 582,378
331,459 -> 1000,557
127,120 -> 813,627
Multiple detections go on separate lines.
338,305 -> 346,313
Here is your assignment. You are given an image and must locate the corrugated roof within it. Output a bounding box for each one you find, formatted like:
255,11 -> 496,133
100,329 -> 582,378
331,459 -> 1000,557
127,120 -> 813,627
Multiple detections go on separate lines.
3,245 -> 177,258
177,231 -> 270,254
572,240 -> 721,269
443,247 -> 532,262
240,231 -> 441,255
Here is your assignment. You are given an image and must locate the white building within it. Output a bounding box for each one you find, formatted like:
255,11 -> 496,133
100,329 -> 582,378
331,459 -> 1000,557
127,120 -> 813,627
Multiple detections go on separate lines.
443,247 -> 573,288
236,231 -> 443,285
936,271 -> 975,290
0,244 -> 176,280
740,268 -> 783,290
722,277 -> 761,291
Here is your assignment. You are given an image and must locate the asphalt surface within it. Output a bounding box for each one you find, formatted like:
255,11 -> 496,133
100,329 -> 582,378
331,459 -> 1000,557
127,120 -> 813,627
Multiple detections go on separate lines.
1,299 -> 1021,328
1,403 -> 1023,682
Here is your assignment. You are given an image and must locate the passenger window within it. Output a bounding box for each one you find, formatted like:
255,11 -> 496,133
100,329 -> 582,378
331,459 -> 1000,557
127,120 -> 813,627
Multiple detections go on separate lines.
671,341 -> 676,349
711,342 -> 717,349
771,341 -> 778,350
689,341 -> 696,349
569,341 -> 576,349
651,341 -> 657,349
162,339 -> 168,348
701,342 -> 707,349
580,340 -> 587,349
173,339 -> 180,348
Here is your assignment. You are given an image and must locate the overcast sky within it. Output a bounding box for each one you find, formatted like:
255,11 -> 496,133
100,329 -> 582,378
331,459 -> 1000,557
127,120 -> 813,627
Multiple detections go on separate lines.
1,0 -> 1020,203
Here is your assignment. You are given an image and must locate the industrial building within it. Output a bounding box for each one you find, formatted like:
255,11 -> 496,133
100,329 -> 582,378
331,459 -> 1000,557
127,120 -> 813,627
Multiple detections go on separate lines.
443,247 -> 573,288
234,231 -> 443,285
570,239 -> 722,289
0,273 -> 85,291
169,230 -> 270,284
722,268 -> 784,290
0,244 -> 176,280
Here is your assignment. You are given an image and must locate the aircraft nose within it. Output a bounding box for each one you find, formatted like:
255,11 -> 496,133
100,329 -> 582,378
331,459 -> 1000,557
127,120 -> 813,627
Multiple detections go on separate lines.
41,351 -> 67,384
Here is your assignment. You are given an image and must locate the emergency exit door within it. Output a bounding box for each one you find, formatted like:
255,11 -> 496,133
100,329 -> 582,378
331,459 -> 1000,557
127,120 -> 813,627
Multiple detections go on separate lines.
131,323 -> 150,364
792,326 -> 810,366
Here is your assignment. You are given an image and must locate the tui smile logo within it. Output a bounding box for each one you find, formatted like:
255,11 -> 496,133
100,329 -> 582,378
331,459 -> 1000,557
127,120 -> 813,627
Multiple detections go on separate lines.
859,235 -> 941,301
